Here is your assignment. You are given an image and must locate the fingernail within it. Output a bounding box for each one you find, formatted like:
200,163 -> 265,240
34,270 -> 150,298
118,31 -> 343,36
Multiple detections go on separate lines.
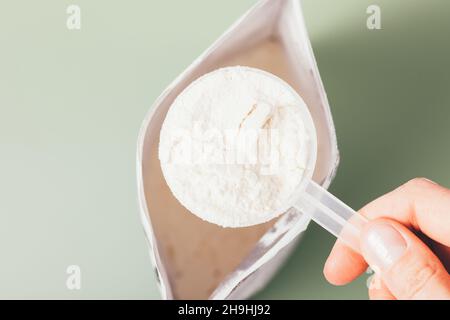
361,222 -> 407,272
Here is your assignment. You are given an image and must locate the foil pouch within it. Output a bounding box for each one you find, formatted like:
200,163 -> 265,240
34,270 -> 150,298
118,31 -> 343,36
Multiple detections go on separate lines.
136,0 -> 339,299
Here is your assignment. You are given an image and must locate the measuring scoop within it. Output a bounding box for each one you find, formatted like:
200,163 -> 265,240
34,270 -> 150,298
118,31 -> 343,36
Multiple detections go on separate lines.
161,67 -> 368,253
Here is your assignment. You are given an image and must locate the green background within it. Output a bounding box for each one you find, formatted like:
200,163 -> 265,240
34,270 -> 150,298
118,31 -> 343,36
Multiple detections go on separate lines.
0,0 -> 449,299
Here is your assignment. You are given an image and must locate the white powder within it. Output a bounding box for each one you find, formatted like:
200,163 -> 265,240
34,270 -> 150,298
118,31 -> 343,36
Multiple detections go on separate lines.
159,67 -> 312,227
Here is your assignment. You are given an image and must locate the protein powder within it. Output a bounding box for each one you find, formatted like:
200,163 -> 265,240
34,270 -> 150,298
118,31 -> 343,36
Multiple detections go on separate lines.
159,66 -> 313,227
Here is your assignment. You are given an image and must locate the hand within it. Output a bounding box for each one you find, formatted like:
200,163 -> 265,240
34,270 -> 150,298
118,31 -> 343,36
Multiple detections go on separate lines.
324,178 -> 450,299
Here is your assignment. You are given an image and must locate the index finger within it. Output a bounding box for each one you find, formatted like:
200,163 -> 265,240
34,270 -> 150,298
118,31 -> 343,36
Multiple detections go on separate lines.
324,178 -> 450,285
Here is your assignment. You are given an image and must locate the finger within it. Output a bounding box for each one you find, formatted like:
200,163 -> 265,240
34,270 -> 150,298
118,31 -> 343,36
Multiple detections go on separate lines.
361,218 -> 450,299
324,177 -> 450,285
360,178 -> 450,246
368,274 -> 396,300
324,239 -> 368,285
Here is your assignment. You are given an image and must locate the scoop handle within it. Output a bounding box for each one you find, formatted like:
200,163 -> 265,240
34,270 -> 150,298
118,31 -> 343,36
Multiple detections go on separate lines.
294,180 -> 368,253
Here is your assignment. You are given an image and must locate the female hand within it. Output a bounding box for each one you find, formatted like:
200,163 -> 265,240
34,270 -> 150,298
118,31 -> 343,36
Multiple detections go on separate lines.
324,178 -> 450,299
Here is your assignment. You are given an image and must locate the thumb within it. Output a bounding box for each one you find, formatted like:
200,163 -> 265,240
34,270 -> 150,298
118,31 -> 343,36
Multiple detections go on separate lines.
360,218 -> 450,299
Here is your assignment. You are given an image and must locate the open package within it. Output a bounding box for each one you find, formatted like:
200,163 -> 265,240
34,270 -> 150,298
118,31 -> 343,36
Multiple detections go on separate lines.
136,0 -> 339,299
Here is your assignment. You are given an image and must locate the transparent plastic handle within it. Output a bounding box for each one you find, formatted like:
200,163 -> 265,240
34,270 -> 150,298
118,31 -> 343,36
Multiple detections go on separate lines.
294,180 -> 368,253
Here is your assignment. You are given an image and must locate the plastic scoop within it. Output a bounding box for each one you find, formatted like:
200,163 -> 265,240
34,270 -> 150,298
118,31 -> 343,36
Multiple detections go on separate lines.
160,67 -> 367,253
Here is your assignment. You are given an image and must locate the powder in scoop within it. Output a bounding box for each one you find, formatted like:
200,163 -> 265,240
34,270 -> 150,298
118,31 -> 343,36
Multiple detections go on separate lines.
159,67 -> 311,227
